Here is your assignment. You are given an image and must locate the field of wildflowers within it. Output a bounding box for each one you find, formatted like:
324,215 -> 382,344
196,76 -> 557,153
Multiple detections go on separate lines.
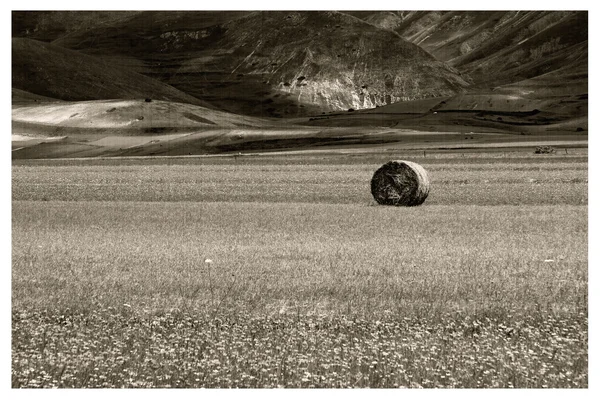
12,310 -> 587,388
12,150 -> 588,388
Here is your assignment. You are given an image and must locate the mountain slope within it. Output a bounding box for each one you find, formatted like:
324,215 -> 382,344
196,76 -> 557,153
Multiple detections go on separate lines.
12,11 -> 142,42
12,88 -> 60,104
357,11 -> 588,87
12,11 -> 587,129
453,13 -> 588,86
49,11 -> 471,116
12,38 -> 209,106
204,11 -> 470,112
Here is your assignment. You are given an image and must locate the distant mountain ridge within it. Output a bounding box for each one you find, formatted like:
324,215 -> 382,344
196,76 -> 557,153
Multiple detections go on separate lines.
11,10 -> 587,121
351,11 -> 587,87
14,11 -> 470,116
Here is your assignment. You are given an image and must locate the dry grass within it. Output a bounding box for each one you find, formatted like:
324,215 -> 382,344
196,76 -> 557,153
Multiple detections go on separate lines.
12,202 -> 587,316
11,151 -> 588,387
11,157 -> 587,205
12,311 -> 586,388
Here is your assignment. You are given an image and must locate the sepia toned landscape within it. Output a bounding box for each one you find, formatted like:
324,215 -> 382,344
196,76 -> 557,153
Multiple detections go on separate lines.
11,11 -> 587,388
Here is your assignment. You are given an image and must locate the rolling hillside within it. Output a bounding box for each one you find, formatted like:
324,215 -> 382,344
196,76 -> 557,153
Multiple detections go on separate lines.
11,99 -> 283,158
13,99 -> 275,133
12,11 -> 142,42
12,88 -> 60,104
44,11 -> 471,116
356,11 -> 588,87
12,38 -> 209,107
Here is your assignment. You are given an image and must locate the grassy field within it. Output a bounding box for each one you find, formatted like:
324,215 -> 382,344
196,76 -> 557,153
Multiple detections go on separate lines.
12,150 -> 588,388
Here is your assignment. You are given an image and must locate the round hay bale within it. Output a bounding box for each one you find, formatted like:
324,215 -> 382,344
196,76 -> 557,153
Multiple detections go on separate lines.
370,160 -> 430,206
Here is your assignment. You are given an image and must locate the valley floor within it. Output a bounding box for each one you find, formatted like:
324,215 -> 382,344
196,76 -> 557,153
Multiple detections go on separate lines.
12,126 -> 588,159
